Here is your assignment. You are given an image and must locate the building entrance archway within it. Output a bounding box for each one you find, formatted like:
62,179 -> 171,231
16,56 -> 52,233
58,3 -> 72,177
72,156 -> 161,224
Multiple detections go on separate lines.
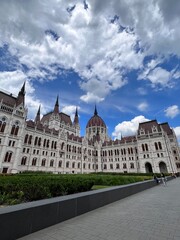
159,161 -> 168,173
145,162 -> 153,173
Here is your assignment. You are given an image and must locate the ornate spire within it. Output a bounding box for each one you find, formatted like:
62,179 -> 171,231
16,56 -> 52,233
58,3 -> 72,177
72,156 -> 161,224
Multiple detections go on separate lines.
35,105 -> 41,124
16,81 -> 26,106
94,104 -> 98,115
53,95 -> 59,114
74,107 -> 79,125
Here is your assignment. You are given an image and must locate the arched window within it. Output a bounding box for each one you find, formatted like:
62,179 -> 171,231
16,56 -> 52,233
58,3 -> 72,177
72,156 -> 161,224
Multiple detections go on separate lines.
61,142 -> 64,150
28,135 -> 32,144
14,126 -> 19,136
46,140 -> 49,148
116,163 -> 120,169
21,157 -> 27,165
83,163 -> 86,169
131,148 -> 133,154
130,163 -> 134,169
41,159 -> 46,166
32,158 -> 37,166
158,142 -> 162,150
123,163 -> 127,169
34,137 -> 38,146
11,125 -> 16,135
4,152 -> 12,162
142,144 -> 145,152
66,161 -> 69,168
78,163 -> 81,168
155,142 -> 158,150
43,139 -> 46,147
50,159 -> 54,167
72,162 -> 75,168
38,137 -> 41,146
104,164 -> 107,169
11,121 -> 20,136
24,134 -> 28,144
0,118 -> 7,133
58,160 -> 62,167
145,144 -> 148,151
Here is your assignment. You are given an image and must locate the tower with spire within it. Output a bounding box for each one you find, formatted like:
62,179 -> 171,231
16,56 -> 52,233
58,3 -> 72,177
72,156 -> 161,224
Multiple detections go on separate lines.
35,105 -> 41,124
73,107 -> 80,136
53,95 -> 59,114
49,96 -> 60,130
16,82 -> 25,106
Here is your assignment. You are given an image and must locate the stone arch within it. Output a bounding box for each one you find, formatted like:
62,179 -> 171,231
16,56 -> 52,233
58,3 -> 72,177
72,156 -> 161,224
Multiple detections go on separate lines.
145,162 -> 153,173
159,161 -> 168,173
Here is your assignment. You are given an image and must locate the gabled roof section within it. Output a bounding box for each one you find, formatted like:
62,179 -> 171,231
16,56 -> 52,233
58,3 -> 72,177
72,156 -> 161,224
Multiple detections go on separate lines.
0,90 -> 17,107
121,135 -> 136,142
41,112 -> 52,123
138,120 -> 161,134
59,112 -> 72,125
160,122 -> 173,135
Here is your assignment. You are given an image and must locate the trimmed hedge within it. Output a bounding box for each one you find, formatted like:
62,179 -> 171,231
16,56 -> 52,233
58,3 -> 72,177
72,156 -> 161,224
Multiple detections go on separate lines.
0,173 -> 151,205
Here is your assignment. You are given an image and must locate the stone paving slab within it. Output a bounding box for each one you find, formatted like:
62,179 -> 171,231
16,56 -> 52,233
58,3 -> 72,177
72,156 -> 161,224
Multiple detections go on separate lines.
19,178 -> 180,240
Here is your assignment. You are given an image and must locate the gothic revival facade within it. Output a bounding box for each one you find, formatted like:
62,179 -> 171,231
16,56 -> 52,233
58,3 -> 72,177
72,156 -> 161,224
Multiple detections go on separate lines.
0,84 -> 180,174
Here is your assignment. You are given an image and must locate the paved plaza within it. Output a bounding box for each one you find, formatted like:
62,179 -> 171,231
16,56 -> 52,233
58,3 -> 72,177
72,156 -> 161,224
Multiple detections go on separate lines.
19,178 -> 180,240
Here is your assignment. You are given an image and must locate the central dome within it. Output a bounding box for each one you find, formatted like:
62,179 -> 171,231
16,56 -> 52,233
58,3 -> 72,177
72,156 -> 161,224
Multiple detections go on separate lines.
86,106 -> 106,128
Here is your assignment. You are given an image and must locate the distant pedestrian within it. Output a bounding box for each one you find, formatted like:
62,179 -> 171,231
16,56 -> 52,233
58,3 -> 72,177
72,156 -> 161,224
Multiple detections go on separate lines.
153,174 -> 159,185
161,172 -> 167,186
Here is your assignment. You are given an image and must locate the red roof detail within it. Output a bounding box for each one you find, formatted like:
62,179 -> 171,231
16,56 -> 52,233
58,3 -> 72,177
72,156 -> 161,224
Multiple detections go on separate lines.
138,120 -> 161,134
160,123 -> 173,135
0,91 -> 17,107
86,114 -> 106,128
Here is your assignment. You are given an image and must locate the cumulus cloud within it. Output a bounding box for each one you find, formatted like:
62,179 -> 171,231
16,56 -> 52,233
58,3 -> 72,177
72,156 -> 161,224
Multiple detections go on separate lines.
112,115 -> 150,139
137,102 -> 148,112
0,0 -> 180,105
164,105 -> 180,118
173,127 -> 180,143
61,105 -> 80,121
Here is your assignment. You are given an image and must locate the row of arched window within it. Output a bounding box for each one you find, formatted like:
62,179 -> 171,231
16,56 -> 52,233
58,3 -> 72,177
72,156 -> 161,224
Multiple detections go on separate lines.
4,152 -> 12,162
102,147 -> 137,157
0,120 -> 19,135
20,156 -> 135,170
24,134 -> 57,149
142,142 -> 162,151
66,144 -> 82,154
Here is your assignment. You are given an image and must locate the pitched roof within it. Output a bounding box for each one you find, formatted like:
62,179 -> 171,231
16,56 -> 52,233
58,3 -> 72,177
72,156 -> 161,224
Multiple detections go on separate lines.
138,120 -> 161,134
0,90 -> 16,107
160,122 -> 173,135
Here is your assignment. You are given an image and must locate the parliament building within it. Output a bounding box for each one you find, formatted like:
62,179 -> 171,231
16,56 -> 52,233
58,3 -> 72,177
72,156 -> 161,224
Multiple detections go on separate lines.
0,83 -> 180,174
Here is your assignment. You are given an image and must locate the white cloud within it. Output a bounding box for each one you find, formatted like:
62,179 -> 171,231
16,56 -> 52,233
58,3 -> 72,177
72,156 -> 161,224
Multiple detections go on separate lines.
173,127 -> 180,143
61,105 -> 80,121
0,70 -> 30,94
137,87 -> 147,96
137,102 -> 148,112
112,115 -> 150,139
164,105 -> 180,118
0,0 -> 180,105
138,65 -> 180,89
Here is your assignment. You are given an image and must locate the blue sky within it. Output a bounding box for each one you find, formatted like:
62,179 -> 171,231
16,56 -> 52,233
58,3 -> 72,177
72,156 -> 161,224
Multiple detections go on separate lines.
0,0 -> 180,140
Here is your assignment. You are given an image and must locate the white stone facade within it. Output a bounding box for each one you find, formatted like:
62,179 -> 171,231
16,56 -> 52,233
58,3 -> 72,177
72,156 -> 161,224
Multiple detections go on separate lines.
0,85 -> 180,174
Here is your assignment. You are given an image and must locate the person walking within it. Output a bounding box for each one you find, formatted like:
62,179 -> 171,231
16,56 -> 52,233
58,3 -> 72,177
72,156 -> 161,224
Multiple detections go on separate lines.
153,174 -> 159,185
161,172 -> 167,186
